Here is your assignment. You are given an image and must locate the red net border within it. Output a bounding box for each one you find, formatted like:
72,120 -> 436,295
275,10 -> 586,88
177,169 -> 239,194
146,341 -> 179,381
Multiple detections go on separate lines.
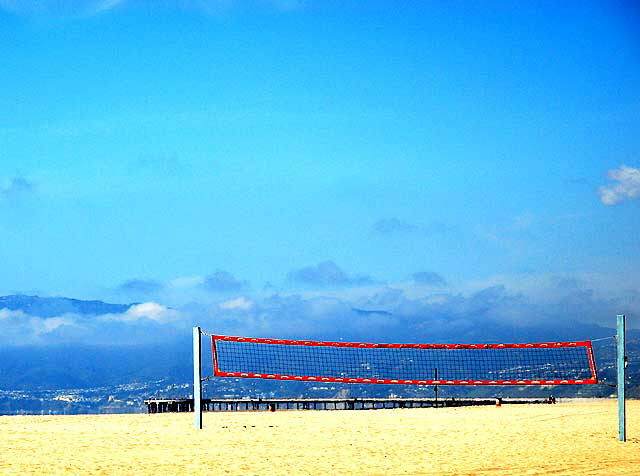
211,335 -> 598,386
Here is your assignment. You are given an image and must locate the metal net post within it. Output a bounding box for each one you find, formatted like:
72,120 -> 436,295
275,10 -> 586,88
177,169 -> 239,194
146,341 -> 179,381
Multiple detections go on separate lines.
193,326 -> 202,429
617,315 -> 626,442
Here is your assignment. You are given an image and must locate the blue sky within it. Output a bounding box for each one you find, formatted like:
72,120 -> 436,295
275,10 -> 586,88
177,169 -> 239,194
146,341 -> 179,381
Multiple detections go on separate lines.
0,1 -> 639,341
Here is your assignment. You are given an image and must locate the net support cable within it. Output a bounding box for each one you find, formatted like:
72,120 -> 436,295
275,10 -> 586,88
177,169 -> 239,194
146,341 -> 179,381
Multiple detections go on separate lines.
211,335 -> 598,386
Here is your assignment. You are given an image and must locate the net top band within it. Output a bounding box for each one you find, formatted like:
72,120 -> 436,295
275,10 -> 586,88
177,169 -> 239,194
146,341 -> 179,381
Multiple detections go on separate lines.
211,334 -> 593,350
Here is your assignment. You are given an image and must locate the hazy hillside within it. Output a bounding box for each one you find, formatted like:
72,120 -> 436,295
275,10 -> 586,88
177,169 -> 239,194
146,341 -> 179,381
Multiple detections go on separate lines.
0,295 -> 131,317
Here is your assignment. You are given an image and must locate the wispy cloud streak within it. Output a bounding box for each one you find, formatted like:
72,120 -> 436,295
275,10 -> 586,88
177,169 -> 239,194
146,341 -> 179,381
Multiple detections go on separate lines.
599,165 -> 640,205
0,0 -> 302,17
0,0 -> 125,17
287,261 -> 375,288
1,177 -> 35,201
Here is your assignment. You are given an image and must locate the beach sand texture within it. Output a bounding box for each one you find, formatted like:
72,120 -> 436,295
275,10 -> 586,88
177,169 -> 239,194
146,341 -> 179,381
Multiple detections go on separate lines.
1,400 -> 638,475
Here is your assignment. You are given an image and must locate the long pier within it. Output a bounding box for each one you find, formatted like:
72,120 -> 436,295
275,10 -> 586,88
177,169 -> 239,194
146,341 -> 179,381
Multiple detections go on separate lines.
144,397 -> 554,414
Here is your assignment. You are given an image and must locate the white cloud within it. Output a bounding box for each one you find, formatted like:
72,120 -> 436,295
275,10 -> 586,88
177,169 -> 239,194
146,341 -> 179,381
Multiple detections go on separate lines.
112,302 -> 180,322
599,165 -> 640,205
91,0 -> 126,14
219,296 -> 254,311
38,316 -> 78,334
0,309 -> 82,343
0,308 -> 25,319
307,296 -> 350,318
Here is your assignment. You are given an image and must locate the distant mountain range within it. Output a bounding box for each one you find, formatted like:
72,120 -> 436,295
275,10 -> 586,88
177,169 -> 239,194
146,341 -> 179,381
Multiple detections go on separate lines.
0,294 -> 132,318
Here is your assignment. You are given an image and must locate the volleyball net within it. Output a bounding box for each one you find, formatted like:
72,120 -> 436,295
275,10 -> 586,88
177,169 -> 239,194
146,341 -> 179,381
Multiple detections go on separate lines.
211,335 -> 598,385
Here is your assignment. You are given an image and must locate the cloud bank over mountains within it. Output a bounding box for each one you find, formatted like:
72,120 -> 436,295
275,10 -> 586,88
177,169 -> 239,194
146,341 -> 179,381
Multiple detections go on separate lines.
2,271 -> 637,347
0,297 -> 182,345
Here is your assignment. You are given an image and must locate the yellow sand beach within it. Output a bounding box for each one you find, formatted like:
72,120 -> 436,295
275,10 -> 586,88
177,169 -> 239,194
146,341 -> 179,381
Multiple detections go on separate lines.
1,400 -> 638,475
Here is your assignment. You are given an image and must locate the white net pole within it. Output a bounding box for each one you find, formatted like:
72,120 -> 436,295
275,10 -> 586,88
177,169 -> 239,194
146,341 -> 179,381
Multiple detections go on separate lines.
193,326 -> 202,429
